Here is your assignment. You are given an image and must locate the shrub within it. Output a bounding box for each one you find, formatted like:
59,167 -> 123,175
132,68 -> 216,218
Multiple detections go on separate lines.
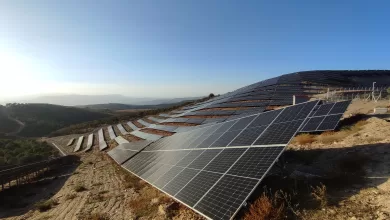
293,134 -> 315,145
311,183 -> 327,208
74,184 -> 87,192
35,199 -> 59,212
244,191 -> 285,220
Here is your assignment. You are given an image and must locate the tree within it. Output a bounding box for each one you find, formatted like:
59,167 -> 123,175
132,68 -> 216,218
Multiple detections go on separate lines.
209,93 -> 215,98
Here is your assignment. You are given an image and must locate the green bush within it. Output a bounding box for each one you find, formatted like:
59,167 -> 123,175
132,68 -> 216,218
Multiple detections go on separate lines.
0,139 -> 59,167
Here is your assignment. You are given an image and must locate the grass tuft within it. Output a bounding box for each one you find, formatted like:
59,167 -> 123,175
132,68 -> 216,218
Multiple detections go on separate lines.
34,199 -> 59,212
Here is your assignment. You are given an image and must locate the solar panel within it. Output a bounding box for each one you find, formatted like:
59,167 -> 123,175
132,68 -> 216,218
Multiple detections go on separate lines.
175,171 -> 222,206
203,148 -> 247,173
67,138 -> 75,146
98,128 -> 107,151
107,126 -> 116,140
115,136 -> 129,144
108,141 -> 153,165
313,103 -> 334,116
117,124 -> 129,135
186,118 -> 206,124
87,134 -> 93,147
163,168 -> 200,195
300,116 -> 325,132
131,130 -> 163,141
328,100 -> 351,114
138,119 -> 151,127
227,147 -> 284,179
74,136 -> 84,152
84,134 -> 94,152
127,121 -> 139,131
300,100 -> 351,132
174,126 -> 197,133
194,175 -> 258,220
316,114 -> 343,130
153,125 -> 178,132
149,117 -> 164,123
110,101 -> 319,220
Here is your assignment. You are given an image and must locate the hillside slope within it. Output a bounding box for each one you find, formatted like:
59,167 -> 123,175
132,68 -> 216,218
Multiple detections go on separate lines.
0,106 -> 20,134
2,104 -> 110,137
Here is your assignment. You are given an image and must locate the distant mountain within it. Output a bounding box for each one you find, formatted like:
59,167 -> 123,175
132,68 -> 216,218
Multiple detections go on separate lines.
5,94 -> 202,106
1,103 -> 110,137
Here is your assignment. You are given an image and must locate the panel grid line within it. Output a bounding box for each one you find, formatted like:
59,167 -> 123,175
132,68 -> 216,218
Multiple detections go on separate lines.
314,102 -> 337,130
170,120 -> 243,195
193,107 -> 286,208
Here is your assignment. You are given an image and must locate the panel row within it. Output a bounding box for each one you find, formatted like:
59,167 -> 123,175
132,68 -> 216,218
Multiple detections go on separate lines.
121,146 -> 284,220
144,101 -> 319,151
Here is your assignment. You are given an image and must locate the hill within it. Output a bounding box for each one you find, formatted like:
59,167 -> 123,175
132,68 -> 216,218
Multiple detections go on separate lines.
0,106 -> 20,134
1,103 -> 110,137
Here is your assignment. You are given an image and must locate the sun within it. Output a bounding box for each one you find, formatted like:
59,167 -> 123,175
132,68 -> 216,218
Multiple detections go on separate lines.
0,51 -> 39,97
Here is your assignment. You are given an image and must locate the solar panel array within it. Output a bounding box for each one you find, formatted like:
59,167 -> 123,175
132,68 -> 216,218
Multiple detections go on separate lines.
173,70 -> 389,120
110,100 -> 321,220
300,100 -> 351,132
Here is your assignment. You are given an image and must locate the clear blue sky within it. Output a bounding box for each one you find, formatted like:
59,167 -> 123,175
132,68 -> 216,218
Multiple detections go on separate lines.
0,0 -> 389,99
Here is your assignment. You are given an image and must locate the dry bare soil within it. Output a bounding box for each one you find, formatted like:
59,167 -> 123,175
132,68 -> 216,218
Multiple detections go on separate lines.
0,150 -> 202,220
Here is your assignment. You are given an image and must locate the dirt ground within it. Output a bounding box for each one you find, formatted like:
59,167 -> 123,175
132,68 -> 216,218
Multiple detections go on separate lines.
0,151 -> 136,220
344,99 -> 390,116
0,150 -> 205,220
282,116 -> 390,219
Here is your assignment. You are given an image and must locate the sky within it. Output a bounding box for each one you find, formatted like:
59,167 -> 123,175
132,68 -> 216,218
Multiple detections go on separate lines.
1,0 -> 390,101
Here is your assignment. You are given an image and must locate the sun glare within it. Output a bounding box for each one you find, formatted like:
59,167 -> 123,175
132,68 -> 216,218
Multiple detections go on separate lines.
0,51 -> 45,98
